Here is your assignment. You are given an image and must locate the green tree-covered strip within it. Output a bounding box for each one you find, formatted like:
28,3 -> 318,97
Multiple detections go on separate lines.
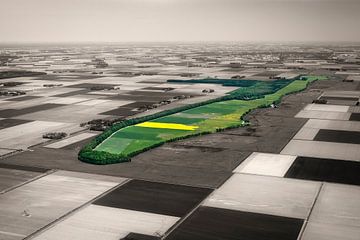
79,76 -> 325,164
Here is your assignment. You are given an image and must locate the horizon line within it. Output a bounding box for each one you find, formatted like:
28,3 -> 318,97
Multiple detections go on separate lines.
1,40 -> 360,45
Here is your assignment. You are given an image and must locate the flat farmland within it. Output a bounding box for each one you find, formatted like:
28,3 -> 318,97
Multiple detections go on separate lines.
90,76 -> 324,161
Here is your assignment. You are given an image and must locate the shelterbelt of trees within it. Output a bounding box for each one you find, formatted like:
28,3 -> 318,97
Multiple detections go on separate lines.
79,76 -> 326,165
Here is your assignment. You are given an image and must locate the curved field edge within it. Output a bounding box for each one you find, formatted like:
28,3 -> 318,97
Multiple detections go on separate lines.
79,76 -> 325,165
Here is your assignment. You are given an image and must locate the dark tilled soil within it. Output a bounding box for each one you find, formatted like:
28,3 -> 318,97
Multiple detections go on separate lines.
314,129 -> 360,144
93,179 -> 212,217
285,156 -> 360,186
165,207 -> 303,240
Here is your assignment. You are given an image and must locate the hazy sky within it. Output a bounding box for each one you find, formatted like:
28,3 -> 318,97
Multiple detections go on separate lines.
0,0 -> 359,43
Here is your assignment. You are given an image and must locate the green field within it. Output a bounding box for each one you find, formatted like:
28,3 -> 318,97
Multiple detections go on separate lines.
80,76 -> 326,164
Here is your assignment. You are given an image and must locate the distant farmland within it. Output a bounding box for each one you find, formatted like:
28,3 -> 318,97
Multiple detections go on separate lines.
79,76 -> 326,164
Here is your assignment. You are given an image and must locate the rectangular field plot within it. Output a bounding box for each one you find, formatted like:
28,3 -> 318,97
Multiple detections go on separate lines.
93,180 -> 212,217
0,120 -> 74,149
0,163 -> 49,173
281,140 -> 360,162
302,119 -> 360,132
66,83 -> 119,89
0,103 -> 65,118
319,96 -> 359,102
99,107 -> 141,117
323,99 -> 358,106
0,118 -> 32,130
5,95 -> 42,101
313,129 -> 360,144
318,95 -> 359,106
295,110 -> 351,120
12,104 -> 119,123
293,127 -> 320,140
350,113 -> 360,121
0,163 -> 48,192
32,205 -> 179,240
44,97 -> 89,105
75,99 -> 111,106
308,183 -> 360,228
45,132 -> 97,149
203,173 -> 320,219
165,207 -> 303,240
285,156 -> 360,186
301,221 -> 360,240
0,171 -> 126,240
52,89 -> 90,98
0,168 -> 41,192
304,104 -> 350,112
294,119 -> 360,140
233,152 -> 296,177
321,90 -> 360,98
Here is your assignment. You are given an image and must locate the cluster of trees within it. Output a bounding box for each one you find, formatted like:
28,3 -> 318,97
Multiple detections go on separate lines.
89,85 -> 115,91
0,82 -> 23,87
78,148 -> 130,165
43,132 -> 67,140
0,90 -> 26,96
79,77 -> 311,165
43,84 -> 63,88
